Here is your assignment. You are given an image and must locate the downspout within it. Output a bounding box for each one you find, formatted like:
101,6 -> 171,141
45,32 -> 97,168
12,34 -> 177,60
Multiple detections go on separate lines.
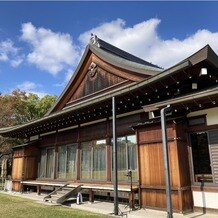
161,105 -> 173,218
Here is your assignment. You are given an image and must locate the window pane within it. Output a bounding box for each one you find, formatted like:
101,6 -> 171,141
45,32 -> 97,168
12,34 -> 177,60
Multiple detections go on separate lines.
127,135 -> 138,181
190,132 -> 213,183
39,149 -> 46,178
66,145 -> 77,179
117,137 -> 127,181
93,139 -> 106,180
81,142 -> 92,180
112,135 -> 138,182
46,148 -> 55,178
58,146 -> 67,179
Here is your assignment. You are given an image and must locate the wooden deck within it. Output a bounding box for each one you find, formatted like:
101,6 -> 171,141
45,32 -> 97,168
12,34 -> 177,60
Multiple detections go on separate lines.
21,180 -> 139,209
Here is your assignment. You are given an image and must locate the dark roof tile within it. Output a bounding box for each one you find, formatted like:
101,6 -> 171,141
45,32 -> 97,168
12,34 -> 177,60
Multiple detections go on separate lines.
91,36 -> 161,69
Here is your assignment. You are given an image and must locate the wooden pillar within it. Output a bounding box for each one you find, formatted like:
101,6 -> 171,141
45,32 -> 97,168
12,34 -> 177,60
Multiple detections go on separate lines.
89,188 -> 94,203
37,185 -> 41,195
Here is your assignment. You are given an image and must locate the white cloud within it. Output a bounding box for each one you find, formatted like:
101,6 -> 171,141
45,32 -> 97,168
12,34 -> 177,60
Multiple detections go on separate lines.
79,18 -> 218,68
17,81 -> 47,98
0,39 -> 23,67
21,22 -> 80,75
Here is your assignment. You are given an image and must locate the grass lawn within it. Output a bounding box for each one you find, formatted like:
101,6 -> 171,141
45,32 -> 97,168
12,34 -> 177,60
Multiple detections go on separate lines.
0,193 -> 110,218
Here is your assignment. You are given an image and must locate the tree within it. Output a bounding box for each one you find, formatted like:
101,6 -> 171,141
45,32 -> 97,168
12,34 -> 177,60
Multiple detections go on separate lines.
0,90 -> 57,153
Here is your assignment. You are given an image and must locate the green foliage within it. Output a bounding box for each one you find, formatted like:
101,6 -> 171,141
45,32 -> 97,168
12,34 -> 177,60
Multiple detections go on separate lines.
0,90 -> 57,153
0,89 -> 57,127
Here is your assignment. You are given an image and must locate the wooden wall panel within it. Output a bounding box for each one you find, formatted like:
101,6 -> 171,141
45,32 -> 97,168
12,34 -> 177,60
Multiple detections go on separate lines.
57,129 -> 78,145
138,124 -> 175,144
12,157 -> 23,180
70,67 -> 126,102
139,142 -> 165,186
12,181 -> 22,192
40,133 -> 56,147
109,114 -> 141,137
24,146 -> 39,157
141,189 -> 180,211
137,121 -> 192,213
80,122 -> 107,142
12,145 -> 39,191
13,149 -> 24,158
24,157 -> 38,180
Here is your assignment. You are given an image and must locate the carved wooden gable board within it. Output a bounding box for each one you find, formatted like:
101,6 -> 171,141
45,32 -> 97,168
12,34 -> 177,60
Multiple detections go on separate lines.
50,51 -> 148,112
66,53 -> 148,105
69,61 -> 127,103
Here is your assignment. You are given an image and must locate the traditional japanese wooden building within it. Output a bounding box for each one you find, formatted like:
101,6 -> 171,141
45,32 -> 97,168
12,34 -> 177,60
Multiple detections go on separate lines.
1,35 -> 218,213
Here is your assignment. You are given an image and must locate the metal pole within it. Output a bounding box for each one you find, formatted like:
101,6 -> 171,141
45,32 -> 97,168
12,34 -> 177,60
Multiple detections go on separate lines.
160,105 -> 173,218
112,96 -> 119,215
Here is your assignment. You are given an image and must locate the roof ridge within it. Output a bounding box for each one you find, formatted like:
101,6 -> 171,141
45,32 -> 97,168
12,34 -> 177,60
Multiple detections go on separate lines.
89,34 -> 162,69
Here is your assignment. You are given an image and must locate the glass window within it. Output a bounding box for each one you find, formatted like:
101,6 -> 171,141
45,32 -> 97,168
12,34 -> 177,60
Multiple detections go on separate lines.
46,148 -> 55,178
38,148 -> 55,179
66,145 -> 77,179
93,139 -> 106,180
81,140 -> 106,180
39,149 -> 46,178
58,146 -> 67,179
117,137 -> 128,181
188,117 -> 206,126
57,144 -> 77,179
81,142 -> 92,180
112,135 -> 138,182
190,132 -> 213,183
127,135 -> 137,181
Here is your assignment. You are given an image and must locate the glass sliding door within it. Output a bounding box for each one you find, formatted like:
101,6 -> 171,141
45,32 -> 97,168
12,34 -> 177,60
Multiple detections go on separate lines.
117,137 -> 128,181
46,148 -> 55,178
57,144 -> 77,179
81,139 -> 106,181
38,148 -> 55,179
58,146 -> 67,179
66,145 -> 77,179
127,135 -> 137,181
39,149 -> 46,178
81,142 -> 92,180
93,139 -> 106,180
112,135 -> 138,182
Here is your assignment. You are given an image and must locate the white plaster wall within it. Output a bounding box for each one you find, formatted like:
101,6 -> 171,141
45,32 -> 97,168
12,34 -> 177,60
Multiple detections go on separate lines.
187,107 -> 218,126
193,191 -> 218,209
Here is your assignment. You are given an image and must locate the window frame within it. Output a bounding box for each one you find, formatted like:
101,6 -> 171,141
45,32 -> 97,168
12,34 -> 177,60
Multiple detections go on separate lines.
189,129 -> 218,186
38,147 -> 55,179
57,143 -> 78,180
80,139 -> 107,181
111,134 -> 138,182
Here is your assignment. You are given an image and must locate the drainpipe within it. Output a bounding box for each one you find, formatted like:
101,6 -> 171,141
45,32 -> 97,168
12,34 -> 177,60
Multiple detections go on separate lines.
161,105 -> 173,218
112,96 -> 118,215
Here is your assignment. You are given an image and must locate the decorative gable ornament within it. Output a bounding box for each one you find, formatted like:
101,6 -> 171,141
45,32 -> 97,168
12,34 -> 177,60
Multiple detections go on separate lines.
88,62 -> 97,78
90,33 -> 100,47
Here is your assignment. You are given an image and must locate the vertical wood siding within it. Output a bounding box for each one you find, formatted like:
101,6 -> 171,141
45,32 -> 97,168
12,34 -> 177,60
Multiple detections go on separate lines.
137,121 -> 193,212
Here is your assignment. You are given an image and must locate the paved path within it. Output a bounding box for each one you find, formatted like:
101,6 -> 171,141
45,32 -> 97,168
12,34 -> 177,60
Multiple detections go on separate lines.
1,191 -> 217,218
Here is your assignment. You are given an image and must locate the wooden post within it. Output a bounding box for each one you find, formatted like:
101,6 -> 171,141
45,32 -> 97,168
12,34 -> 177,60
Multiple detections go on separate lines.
37,185 -> 41,195
89,188 -> 94,203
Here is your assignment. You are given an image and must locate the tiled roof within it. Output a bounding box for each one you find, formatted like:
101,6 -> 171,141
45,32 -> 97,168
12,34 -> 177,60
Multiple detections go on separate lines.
90,35 -> 161,69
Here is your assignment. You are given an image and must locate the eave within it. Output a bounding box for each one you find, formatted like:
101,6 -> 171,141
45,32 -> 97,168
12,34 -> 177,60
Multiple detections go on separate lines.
0,45 -> 218,138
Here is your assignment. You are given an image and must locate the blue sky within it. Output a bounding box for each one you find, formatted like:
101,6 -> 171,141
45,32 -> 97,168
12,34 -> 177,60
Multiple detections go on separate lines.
1,2 -> 218,97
